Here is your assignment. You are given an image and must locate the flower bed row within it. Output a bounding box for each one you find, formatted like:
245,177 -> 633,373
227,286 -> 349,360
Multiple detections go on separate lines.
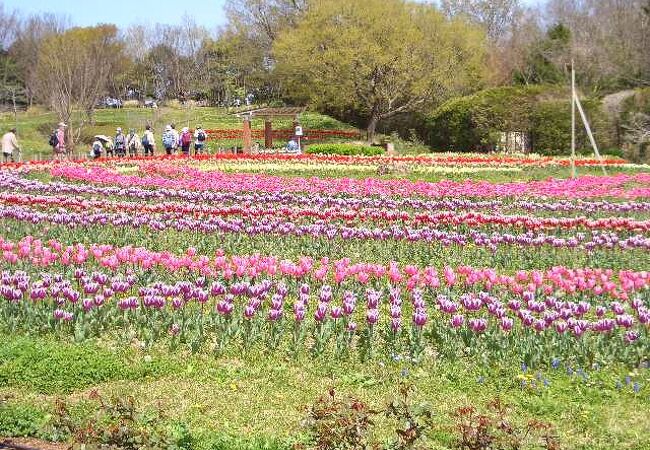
51,165 -> 650,199
3,192 -> 648,232
5,171 -> 650,217
2,266 -> 647,366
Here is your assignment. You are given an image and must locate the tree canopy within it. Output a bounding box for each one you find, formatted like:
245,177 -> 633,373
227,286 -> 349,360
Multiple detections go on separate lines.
273,0 -> 488,141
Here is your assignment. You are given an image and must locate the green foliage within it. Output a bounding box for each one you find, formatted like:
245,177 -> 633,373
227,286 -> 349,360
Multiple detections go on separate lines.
305,143 -> 384,156
514,24 -> 571,85
48,393 -> 193,449
300,388 -> 377,450
531,98 -> 614,156
0,336 -> 174,394
200,434 -> 291,450
425,85 -> 615,155
273,0 -> 487,137
0,402 -> 46,438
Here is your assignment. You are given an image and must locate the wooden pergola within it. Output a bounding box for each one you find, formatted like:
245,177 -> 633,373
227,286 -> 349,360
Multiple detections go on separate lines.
239,107 -> 305,152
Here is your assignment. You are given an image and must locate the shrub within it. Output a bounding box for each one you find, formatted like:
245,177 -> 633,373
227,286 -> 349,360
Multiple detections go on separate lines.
299,388 -> 378,450
0,401 -> 46,438
305,144 -> 384,156
48,391 -> 192,450
425,85 -> 616,156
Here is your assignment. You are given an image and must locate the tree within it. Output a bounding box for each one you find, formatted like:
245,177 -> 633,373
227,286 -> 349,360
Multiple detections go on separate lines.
223,0 -> 307,103
544,0 -> 650,90
10,13 -> 68,106
513,23 -> 571,85
34,25 -> 124,149
225,0 -> 306,49
440,0 -> 521,41
273,0 -> 487,142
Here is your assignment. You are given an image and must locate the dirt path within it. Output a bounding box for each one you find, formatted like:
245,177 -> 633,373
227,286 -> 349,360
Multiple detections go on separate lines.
0,438 -> 68,450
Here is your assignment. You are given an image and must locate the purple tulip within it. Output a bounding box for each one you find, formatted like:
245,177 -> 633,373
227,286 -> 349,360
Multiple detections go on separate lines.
413,309 -> 427,327
210,282 -> 226,296
216,300 -> 234,316
500,317 -> 514,331
244,305 -> 256,319
616,314 -> 635,328
450,314 -> 465,328
624,330 -> 640,343
171,297 -> 184,310
268,309 -> 283,321
314,303 -> 328,322
366,308 -> 379,325
468,318 -> 488,333
391,317 -> 401,332
331,306 -> 343,320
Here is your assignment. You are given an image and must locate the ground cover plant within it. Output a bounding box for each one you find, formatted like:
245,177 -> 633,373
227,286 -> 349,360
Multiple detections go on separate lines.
0,153 -> 649,449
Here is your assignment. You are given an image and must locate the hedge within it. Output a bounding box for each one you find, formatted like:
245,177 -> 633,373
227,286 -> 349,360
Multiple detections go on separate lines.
305,143 -> 384,156
424,85 -> 615,155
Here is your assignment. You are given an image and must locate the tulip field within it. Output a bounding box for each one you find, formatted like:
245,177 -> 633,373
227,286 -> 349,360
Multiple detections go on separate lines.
1,153 -> 650,449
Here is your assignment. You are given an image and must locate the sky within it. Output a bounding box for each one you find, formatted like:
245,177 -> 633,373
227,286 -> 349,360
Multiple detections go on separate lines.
3,0 -> 230,29
4,0 -> 540,30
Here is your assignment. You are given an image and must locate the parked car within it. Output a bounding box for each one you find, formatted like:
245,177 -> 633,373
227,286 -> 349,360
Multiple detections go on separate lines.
143,100 -> 158,109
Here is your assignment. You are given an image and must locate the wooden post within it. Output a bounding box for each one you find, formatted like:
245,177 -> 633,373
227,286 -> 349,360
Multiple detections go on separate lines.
264,120 -> 273,149
243,116 -> 252,154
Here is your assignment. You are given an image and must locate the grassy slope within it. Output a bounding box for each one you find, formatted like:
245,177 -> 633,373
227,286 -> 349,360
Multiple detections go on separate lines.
0,107 -> 355,161
0,334 -> 648,450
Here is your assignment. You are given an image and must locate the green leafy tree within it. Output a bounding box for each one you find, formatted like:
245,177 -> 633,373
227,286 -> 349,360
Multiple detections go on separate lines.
34,25 -> 125,149
514,23 -> 571,85
273,0 -> 487,142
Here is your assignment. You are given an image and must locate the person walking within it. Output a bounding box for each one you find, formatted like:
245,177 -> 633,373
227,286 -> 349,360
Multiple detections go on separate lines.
91,137 -> 104,159
162,125 -> 176,155
194,126 -> 208,155
1,128 -> 21,163
141,125 -> 155,157
113,128 -> 126,157
179,127 -> 192,156
170,123 -> 179,154
126,129 -> 141,157
50,122 -> 67,161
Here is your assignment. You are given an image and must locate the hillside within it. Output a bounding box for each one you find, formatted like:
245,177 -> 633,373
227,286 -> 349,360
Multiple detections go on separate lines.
0,107 -> 356,161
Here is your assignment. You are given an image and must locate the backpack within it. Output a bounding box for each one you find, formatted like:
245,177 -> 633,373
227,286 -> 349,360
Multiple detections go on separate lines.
181,131 -> 192,146
141,133 -> 149,147
197,131 -> 206,142
92,142 -> 102,156
162,132 -> 175,148
129,135 -> 138,151
49,132 -> 58,147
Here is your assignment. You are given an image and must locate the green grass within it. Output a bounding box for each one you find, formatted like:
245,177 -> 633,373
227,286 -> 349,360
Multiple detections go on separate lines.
0,333 -> 648,449
0,107 -> 356,161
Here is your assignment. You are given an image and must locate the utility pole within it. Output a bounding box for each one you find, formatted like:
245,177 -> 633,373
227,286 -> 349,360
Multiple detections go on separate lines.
571,59 -> 576,179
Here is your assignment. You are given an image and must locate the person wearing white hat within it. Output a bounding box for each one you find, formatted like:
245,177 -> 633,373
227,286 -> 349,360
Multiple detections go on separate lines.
50,122 -> 67,161
113,127 -> 126,157
162,125 -> 175,155
179,126 -> 192,156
